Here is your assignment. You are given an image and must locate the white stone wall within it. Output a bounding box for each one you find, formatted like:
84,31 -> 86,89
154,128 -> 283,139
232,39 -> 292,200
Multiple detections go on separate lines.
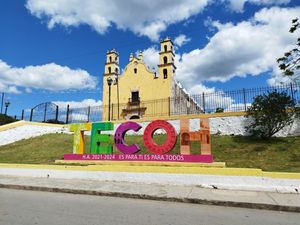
100,116 -> 300,137
210,116 -> 300,137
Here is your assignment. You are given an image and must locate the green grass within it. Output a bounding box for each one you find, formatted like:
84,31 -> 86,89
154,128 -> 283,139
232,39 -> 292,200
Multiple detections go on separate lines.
0,133 -> 299,172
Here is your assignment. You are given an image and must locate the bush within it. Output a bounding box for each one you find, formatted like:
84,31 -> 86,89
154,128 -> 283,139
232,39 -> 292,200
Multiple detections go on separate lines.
245,91 -> 295,139
0,114 -> 17,126
215,107 -> 224,113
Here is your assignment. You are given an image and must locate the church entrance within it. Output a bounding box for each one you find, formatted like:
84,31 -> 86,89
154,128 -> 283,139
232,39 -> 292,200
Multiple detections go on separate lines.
129,115 -> 140,120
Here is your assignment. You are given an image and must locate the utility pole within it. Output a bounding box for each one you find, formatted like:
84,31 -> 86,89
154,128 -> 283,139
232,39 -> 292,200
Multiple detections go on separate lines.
1,92 -> 4,114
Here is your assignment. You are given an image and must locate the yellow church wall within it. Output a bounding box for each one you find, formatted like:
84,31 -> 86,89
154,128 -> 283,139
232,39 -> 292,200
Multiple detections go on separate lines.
103,57 -> 173,121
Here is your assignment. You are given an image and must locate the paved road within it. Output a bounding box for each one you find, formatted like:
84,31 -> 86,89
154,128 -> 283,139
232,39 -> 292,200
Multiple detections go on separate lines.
0,188 -> 299,225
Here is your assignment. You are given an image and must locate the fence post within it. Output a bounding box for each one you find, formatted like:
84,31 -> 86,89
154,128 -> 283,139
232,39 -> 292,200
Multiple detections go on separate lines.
87,106 -> 91,122
21,110 -> 24,120
55,105 -> 59,121
202,92 -> 206,113
243,88 -> 247,112
290,83 -> 295,103
30,108 -> 33,121
66,104 -> 70,124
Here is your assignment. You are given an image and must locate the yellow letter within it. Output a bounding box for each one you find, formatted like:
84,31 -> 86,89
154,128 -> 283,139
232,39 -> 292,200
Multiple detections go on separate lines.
70,123 -> 91,154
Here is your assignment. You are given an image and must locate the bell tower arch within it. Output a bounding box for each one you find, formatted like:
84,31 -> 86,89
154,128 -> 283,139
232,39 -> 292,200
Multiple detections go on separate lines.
158,37 -> 176,80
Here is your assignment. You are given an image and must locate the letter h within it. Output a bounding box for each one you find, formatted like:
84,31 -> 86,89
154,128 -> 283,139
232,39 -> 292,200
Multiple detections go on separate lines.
180,118 -> 211,155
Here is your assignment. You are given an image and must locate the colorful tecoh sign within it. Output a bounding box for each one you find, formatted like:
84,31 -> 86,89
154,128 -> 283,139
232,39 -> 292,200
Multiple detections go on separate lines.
64,118 -> 213,163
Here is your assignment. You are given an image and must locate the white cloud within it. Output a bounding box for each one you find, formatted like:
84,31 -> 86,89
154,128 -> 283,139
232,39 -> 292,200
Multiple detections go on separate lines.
174,34 -> 191,47
140,7 -> 300,92
142,46 -> 181,75
25,88 -> 32,93
224,0 -> 291,12
141,47 -> 160,72
26,0 -> 210,41
225,103 -> 252,112
54,99 -> 102,122
188,83 -> 216,94
69,113 -> 88,122
53,99 -> 102,109
0,60 -> 97,92
175,7 -> 300,91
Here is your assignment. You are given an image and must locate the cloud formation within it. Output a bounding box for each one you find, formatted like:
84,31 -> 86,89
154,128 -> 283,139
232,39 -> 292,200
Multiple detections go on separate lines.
26,0 -> 210,41
141,7 -> 300,95
54,99 -> 102,109
176,7 -> 300,91
0,60 -> 97,93
224,0 -> 291,12
174,34 -> 191,47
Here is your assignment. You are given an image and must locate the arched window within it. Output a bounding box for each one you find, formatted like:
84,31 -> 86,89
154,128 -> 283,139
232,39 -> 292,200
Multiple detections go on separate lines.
163,56 -> 168,64
171,45 -> 173,52
115,68 -> 119,74
163,69 -> 168,79
181,133 -> 190,145
109,56 -> 112,62
108,67 -> 111,74
164,45 -> 167,52
134,68 -> 137,74
115,56 -> 118,61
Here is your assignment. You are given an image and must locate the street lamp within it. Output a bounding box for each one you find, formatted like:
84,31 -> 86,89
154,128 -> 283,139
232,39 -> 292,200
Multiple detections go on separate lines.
115,74 -> 120,120
107,77 -> 113,121
4,101 -> 10,115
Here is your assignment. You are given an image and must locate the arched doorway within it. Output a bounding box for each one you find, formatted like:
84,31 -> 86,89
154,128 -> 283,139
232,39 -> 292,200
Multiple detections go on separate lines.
130,115 -> 140,120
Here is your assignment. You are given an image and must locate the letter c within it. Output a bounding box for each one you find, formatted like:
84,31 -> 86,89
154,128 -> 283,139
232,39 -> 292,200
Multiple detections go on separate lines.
114,121 -> 142,154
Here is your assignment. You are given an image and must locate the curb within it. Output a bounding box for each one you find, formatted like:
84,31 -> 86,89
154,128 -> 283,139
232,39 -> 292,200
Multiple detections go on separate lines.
1,183 -> 299,213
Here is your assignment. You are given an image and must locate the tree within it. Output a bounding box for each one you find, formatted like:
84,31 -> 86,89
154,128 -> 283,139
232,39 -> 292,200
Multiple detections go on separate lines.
0,114 -> 17,125
277,18 -> 300,78
215,107 -> 224,113
245,91 -> 295,139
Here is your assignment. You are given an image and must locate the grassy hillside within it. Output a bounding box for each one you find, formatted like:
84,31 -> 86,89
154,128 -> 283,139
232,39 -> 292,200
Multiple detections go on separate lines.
0,133 -> 299,172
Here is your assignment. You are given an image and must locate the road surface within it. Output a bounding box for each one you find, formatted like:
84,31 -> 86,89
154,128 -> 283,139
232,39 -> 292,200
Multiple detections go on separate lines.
0,188 -> 299,225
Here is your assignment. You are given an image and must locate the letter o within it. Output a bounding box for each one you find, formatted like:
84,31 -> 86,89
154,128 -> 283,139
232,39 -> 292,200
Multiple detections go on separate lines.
143,120 -> 177,154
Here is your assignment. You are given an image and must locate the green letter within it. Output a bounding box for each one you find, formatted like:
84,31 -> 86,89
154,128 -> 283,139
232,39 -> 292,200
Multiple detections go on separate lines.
90,122 -> 114,154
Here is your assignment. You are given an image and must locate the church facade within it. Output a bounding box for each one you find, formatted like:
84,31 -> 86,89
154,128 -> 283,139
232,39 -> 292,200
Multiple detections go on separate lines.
102,37 -> 201,121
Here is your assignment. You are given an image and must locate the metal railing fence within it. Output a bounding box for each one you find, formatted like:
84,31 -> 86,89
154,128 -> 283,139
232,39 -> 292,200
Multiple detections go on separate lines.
16,83 -> 300,123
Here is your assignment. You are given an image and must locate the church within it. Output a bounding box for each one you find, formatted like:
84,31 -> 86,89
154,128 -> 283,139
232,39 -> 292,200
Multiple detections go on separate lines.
102,37 -> 201,121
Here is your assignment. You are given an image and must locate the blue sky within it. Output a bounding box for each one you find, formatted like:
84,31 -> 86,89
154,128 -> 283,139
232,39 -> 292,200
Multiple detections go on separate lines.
0,0 -> 299,117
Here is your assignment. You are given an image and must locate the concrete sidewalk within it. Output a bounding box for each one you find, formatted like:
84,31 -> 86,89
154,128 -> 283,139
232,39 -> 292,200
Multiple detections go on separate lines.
0,175 -> 299,213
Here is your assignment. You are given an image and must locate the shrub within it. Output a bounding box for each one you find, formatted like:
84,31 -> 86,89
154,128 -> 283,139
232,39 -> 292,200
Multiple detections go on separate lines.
0,114 -> 17,126
245,91 -> 295,139
45,119 -> 65,124
215,107 -> 224,113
